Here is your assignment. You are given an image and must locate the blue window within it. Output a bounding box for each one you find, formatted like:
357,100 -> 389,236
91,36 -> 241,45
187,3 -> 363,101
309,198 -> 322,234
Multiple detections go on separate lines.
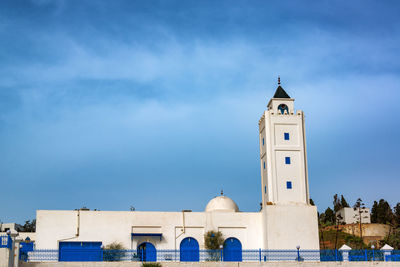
264,186 -> 267,193
263,162 -> 266,169
284,132 -> 290,140
285,157 -> 291,164
286,181 -> 292,189
262,138 -> 264,146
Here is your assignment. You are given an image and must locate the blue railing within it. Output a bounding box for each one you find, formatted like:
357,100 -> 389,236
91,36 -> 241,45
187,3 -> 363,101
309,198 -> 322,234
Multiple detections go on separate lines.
0,235 -> 12,249
19,249 -> 400,262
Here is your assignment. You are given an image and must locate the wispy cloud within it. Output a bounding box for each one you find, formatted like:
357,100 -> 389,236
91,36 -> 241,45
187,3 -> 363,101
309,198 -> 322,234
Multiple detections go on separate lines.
0,0 -> 399,222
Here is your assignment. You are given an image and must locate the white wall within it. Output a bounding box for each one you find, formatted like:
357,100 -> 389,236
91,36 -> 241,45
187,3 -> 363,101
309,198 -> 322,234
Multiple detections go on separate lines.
0,248 -> 9,267
336,208 -> 371,224
262,205 -> 320,250
36,210 -> 262,250
0,223 -> 23,232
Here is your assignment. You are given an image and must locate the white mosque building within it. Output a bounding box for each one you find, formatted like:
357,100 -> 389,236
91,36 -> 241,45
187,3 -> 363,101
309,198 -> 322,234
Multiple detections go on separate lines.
34,81 -> 320,261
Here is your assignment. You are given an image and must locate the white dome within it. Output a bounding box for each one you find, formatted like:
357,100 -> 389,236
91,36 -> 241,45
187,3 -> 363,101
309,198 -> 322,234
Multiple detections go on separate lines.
205,196 -> 239,212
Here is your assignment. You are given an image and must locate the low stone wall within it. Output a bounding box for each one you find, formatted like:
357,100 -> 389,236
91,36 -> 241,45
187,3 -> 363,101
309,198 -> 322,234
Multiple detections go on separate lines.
323,223 -> 391,245
19,262 -> 400,267
0,248 -> 10,267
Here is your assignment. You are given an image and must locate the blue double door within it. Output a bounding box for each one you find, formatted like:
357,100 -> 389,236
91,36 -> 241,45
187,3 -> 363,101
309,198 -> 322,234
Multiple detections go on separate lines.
223,237 -> 242,262
59,242 -> 102,261
138,242 -> 156,262
180,237 -> 199,262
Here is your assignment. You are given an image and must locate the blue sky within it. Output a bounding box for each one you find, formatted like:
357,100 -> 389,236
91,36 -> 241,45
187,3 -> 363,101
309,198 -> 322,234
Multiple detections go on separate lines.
1,0 -> 400,223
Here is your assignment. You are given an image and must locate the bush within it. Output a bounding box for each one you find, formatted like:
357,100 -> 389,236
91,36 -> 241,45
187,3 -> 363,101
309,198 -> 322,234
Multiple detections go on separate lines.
103,242 -> 127,261
104,242 -> 126,250
142,263 -> 162,267
204,231 -> 223,250
204,231 -> 224,261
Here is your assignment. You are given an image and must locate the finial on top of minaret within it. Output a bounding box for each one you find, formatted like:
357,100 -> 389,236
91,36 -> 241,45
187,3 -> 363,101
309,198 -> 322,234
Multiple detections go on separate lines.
221,189 -> 224,196
278,76 -> 281,86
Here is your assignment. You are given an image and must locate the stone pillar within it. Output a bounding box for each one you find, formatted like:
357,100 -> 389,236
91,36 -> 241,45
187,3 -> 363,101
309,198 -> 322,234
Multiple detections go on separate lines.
339,244 -> 352,262
381,244 -> 394,262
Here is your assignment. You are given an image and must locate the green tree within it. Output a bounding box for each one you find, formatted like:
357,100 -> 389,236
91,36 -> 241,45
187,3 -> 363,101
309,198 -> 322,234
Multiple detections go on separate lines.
353,198 -> 368,240
393,203 -> 400,227
333,194 -> 349,212
340,195 -> 350,208
333,194 -> 341,212
323,207 -> 335,225
371,201 -> 378,223
371,199 -> 393,224
22,220 -> 36,232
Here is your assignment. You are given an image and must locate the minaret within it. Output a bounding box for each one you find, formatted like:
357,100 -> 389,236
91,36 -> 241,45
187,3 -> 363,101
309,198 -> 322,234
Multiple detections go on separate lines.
259,78 -> 310,207
259,79 -> 319,250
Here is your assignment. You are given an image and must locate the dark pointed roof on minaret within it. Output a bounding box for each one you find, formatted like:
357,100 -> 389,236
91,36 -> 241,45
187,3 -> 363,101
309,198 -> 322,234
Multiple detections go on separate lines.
273,85 -> 291,98
273,76 -> 291,98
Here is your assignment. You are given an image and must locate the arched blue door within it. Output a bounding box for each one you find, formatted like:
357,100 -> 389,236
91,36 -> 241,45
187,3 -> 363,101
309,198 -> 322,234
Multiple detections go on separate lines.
137,242 -> 156,262
223,237 -> 242,262
180,237 -> 199,262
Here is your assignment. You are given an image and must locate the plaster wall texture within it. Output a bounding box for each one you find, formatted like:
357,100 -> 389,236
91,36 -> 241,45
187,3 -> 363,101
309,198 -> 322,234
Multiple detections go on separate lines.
336,208 -> 371,225
341,223 -> 390,239
19,261 -> 400,267
262,205 -> 319,250
36,210 -> 262,250
0,248 -> 9,267
18,233 -> 36,242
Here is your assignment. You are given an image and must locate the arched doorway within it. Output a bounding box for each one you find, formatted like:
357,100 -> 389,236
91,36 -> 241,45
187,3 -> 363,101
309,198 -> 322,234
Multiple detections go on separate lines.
137,242 -> 156,262
223,237 -> 242,262
180,237 -> 199,262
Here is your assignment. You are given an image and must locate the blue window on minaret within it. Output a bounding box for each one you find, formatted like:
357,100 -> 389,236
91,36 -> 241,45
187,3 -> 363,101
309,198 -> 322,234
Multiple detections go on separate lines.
284,132 -> 290,140
264,186 -> 267,193
285,157 -> 291,164
263,162 -> 266,169
286,181 -> 292,189
262,138 -> 264,145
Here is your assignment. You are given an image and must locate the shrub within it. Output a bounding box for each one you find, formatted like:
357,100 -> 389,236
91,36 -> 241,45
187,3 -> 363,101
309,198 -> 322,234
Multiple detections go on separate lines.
142,263 -> 162,267
103,242 -> 127,261
104,242 -> 126,250
204,231 -> 224,250
204,230 -> 224,261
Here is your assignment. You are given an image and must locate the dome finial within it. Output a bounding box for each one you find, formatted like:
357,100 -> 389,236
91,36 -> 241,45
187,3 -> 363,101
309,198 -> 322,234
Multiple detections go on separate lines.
221,189 -> 224,196
278,76 -> 281,86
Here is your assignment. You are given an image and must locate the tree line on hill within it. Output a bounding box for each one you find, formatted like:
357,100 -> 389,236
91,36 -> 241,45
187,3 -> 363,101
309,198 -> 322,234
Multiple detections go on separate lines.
318,195 -> 400,226
315,194 -> 400,249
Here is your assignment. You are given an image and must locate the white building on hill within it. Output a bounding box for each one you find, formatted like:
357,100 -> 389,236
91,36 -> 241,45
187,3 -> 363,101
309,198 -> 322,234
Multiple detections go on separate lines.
336,207 -> 371,224
35,81 -> 320,261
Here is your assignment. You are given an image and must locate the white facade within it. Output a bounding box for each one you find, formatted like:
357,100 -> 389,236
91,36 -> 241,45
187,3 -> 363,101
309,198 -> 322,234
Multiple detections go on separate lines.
34,82 -> 320,251
36,204 -> 261,250
336,207 -> 371,225
0,223 -> 23,232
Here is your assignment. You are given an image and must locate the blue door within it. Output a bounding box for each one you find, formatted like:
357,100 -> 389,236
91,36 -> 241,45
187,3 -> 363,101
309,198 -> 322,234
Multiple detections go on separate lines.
180,237 -> 199,262
137,242 -> 156,262
223,238 -> 242,262
59,242 -> 102,261
19,241 -> 34,261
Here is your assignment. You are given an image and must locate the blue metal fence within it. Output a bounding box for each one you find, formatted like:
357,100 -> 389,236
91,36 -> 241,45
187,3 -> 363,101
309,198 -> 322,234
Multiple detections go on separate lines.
19,249 -> 400,262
